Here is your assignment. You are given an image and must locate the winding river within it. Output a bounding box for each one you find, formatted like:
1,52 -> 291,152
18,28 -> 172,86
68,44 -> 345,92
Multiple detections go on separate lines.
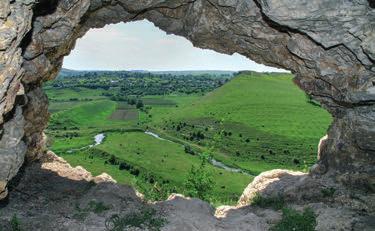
91,133 -> 105,146
144,131 -> 252,176
67,133 -> 105,153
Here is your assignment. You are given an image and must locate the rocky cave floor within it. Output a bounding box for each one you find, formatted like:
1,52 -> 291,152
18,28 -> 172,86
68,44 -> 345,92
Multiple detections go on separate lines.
0,151 -> 374,231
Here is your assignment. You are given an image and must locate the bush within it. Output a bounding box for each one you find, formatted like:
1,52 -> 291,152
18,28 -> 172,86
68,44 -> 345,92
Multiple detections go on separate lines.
74,201 -> 110,220
251,193 -> 285,210
321,187 -> 335,198
271,208 -> 316,231
108,155 -> 118,165
89,201 -> 110,214
119,161 -> 132,171
130,168 -> 140,176
10,214 -> 21,231
184,155 -> 215,201
184,145 -> 195,155
135,180 -> 172,201
105,207 -> 167,231
136,100 -> 144,109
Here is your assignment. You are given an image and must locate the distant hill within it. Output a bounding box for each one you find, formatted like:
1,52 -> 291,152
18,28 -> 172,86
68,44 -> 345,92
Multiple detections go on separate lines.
151,70 -> 236,76
58,68 -> 236,78
58,68 -> 88,78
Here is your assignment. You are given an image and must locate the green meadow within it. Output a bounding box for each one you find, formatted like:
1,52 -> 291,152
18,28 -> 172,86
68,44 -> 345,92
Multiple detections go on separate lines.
45,72 -> 331,205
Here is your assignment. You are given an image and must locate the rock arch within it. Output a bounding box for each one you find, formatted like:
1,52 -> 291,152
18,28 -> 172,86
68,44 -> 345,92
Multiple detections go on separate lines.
0,0 -> 374,199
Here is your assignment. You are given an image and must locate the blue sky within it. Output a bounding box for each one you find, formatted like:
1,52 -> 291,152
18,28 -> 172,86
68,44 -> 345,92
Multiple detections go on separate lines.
63,20 -> 286,72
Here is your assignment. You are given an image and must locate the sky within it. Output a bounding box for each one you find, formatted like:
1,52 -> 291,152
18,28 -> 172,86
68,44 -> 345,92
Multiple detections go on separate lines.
63,20 -> 286,72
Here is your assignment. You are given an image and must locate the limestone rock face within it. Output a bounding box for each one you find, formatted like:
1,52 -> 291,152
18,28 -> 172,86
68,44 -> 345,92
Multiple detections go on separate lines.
0,155 -> 373,230
0,0 -> 374,210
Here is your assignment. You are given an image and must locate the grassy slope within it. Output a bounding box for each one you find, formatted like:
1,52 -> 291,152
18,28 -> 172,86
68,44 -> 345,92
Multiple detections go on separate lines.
150,73 -> 332,174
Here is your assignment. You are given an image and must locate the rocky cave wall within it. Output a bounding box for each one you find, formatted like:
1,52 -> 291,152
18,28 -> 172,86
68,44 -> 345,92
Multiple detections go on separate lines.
0,0 -> 374,199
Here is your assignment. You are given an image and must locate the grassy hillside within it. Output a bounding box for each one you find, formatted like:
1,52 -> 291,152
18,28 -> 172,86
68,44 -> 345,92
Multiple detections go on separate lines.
149,73 -> 332,174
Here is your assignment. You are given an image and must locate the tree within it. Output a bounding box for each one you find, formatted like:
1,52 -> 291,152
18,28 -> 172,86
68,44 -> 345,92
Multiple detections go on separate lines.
136,100 -> 144,109
128,98 -> 137,105
184,145 -> 195,155
184,154 -> 215,201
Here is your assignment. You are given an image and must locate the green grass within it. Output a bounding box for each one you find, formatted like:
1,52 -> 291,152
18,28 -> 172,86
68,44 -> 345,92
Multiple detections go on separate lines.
139,95 -> 200,124
48,101 -> 90,113
271,208 -> 317,231
45,87 -> 107,101
105,207 -> 167,231
61,131 -> 251,204
151,73 -> 332,173
250,193 -> 285,210
141,97 -> 176,106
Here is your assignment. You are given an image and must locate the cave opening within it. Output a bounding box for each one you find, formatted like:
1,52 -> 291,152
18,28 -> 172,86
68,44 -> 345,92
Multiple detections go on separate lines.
1,1 -> 374,229
43,20 -> 331,205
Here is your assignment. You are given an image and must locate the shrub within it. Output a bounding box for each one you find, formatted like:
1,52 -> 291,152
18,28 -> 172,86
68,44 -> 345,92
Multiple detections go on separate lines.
73,201 -> 110,220
271,208 -> 316,231
10,214 -> 21,231
184,155 -> 215,201
251,193 -> 285,210
136,180 -> 171,201
184,145 -> 195,155
118,161 -> 132,171
105,207 -> 167,231
89,201 -> 110,214
108,155 -> 118,165
321,187 -> 336,198
293,158 -> 300,165
130,168 -> 140,176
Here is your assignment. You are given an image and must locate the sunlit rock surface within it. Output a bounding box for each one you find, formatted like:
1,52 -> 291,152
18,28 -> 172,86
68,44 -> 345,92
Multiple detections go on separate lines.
0,152 -> 373,230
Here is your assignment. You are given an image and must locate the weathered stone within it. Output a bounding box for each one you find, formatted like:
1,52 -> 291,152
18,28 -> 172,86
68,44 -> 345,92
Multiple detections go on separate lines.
1,157 -> 373,230
0,0 -> 374,229
0,1 -> 10,19
0,106 -> 26,199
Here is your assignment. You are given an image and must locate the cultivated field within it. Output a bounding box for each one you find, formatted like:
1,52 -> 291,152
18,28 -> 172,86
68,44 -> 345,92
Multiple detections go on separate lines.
109,109 -> 139,120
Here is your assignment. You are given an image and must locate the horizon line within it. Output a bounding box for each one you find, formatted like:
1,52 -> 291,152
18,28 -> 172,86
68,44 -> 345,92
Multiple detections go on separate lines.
61,67 -> 290,73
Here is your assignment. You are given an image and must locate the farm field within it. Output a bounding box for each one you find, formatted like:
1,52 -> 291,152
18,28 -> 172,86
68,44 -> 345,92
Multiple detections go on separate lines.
45,71 -> 332,205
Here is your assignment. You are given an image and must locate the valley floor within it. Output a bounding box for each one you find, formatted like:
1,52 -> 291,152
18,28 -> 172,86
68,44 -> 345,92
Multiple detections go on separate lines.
45,72 -> 331,205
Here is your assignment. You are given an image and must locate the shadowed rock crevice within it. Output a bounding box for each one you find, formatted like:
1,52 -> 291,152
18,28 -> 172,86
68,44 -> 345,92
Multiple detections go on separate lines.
33,0 -> 59,17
